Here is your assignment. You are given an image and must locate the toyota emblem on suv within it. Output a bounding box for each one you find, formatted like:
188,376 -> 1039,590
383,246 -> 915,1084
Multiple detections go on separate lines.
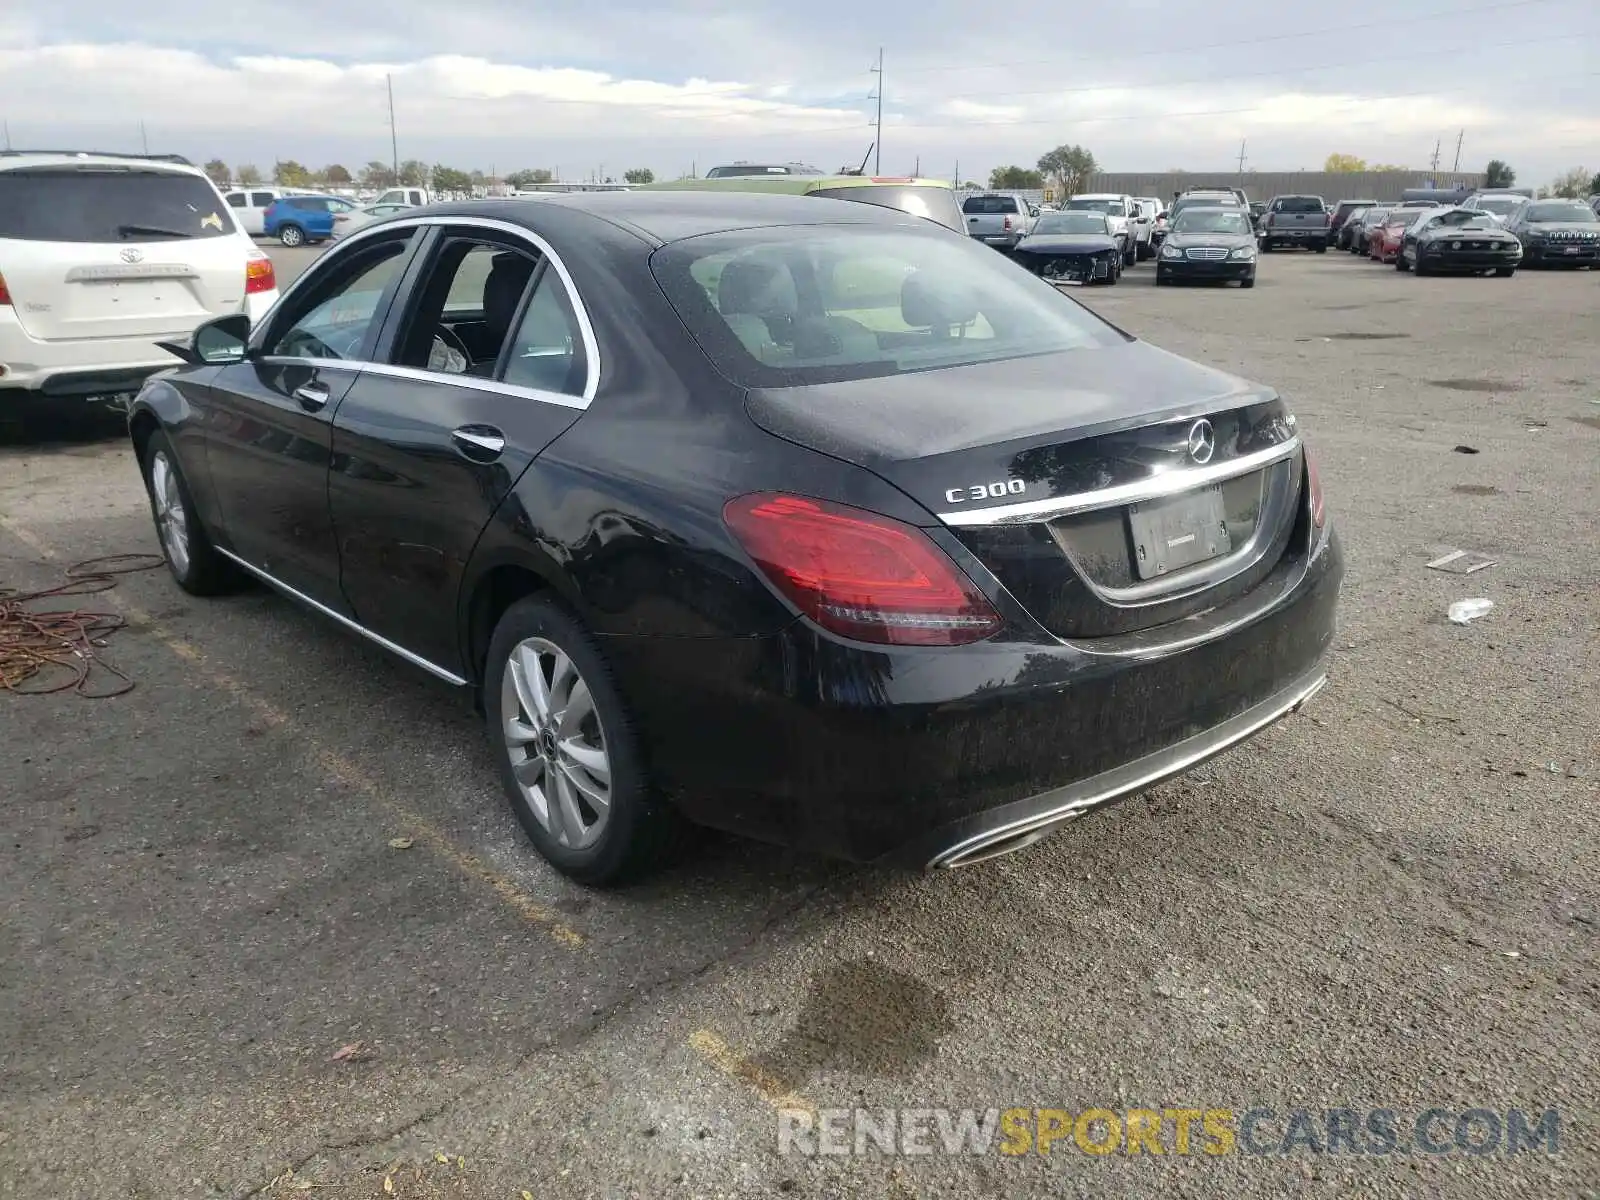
1186,418 -> 1216,464
119,248 -> 144,264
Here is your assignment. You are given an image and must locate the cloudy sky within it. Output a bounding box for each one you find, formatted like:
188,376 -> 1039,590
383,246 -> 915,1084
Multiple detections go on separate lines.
1,0 -> 1595,184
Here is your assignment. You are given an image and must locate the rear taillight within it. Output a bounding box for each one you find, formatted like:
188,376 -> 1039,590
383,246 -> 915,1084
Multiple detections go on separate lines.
1304,448 -> 1325,528
245,254 -> 276,295
723,493 -> 1003,646
1003,215 -> 1013,231
0,270 -> 10,306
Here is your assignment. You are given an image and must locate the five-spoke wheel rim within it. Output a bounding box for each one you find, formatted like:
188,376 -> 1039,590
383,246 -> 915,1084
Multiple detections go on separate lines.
149,451 -> 190,576
502,637 -> 612,850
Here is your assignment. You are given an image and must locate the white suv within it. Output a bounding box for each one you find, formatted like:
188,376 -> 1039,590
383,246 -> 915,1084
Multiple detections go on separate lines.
0,151 -> 280,413
1064,194 -> 1140,266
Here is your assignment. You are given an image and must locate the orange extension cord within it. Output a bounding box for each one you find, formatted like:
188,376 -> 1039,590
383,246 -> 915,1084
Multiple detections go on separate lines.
0,554 -> 165,697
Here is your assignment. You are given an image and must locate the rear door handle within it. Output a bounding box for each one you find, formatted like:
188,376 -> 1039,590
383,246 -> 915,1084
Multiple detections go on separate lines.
451,425 -> 505,461
292,381 -> 330,411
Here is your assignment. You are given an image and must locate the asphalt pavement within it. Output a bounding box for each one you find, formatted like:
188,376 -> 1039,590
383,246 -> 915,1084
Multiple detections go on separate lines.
1,247 -> 1596,1200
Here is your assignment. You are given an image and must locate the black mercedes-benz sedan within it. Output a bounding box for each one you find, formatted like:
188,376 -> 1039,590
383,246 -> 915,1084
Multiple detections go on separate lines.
128,192 -> 1342,884
1156,207 -> 1259,287
1010,211 -> 1122,285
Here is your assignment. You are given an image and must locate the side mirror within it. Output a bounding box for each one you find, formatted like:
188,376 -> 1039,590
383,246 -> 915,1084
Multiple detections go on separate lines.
193,312 -> 252,364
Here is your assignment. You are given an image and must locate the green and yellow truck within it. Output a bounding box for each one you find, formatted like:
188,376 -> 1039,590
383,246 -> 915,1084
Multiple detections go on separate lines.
636,173 -> 966,234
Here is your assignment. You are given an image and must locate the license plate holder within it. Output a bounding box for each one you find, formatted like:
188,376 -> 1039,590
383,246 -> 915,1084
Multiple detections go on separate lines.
1562,246 -> 1581,254
1127,486 -> 1232,579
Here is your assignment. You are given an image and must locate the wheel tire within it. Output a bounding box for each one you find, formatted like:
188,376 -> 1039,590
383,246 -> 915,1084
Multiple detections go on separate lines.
1104,262 -> 1120,285
1495,267 -> 1516,277
1260,239 -> 1274,252
139,430 -> 241,596
1314,241 -> 1328,253
485,594 -> 683,885
1240,275 -> 1256,289
1395,251 -> 1410,271
278,224 -> 305,247
1414,257 -> 1431,277
1154,271 -> 1166,286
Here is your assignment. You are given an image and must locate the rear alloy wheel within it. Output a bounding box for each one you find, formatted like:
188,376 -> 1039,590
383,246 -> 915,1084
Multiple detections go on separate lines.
140,430 -> 239,595
486,595 -> 680,884
278,223 -> 305,247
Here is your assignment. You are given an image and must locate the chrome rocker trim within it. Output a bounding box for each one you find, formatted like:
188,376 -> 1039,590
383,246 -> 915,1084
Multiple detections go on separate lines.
215,547 -> 468,686
928,664 -> 1328,869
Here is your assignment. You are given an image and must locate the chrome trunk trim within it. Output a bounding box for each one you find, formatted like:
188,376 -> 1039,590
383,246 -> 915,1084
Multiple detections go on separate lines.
937,437 -> 1301,527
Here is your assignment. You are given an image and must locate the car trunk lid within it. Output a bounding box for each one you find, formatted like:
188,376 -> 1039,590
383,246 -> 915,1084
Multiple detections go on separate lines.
746,341 -> 1307,639
0,165 -> 248,342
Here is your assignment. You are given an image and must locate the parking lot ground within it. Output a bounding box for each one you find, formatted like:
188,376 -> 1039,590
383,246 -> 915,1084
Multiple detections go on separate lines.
2,251 -> 1597,1199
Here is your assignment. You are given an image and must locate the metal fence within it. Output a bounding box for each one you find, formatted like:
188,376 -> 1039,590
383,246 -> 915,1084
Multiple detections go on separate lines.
963,170 -> 1486,205
1083,170 -> 1485,203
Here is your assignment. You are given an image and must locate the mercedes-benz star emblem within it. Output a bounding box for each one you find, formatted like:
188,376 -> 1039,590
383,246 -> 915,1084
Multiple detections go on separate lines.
1186,418 -> 1216,465
119,248 -> 144,264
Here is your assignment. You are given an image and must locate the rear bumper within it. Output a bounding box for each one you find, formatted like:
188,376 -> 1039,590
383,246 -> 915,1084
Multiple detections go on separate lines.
1263,227 -> 1328,242
0,293 -> 275,395
601,525 -> 1343,866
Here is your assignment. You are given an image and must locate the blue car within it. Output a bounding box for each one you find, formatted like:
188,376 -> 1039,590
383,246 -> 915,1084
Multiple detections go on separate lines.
262,195 -> 355,247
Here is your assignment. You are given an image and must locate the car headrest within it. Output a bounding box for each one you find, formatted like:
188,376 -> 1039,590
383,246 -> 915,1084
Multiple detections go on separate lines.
901,271 -> 979,329
717,259 -> 797,317
483,252 -> 537,335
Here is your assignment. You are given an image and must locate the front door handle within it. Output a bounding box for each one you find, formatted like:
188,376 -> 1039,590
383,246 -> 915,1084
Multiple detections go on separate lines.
292,381 -> 330,411
451,425 -> 505,461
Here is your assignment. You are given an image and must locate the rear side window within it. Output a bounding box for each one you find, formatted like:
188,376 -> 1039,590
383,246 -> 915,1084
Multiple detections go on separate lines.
251,192 -> 275,206
226,193 -> 247,208
811,185 -> 965,232
651,224 -> 1123,389
291,197 -> 330,212
0,168 -> 236,241
1272,197 -> 1326,214
962,196 -> 1019,215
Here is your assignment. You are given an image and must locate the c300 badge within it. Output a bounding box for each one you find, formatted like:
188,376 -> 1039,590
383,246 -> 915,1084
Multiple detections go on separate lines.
944,479 -> 1027,504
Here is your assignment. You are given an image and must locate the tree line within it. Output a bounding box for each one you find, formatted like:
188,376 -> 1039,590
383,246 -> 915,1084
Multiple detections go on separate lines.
200,160 -> 659,191
986,144 -> 1098,193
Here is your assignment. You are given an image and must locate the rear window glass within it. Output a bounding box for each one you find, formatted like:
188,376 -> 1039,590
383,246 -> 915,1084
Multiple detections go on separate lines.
1031,212 -> 1109,235
0,168 -> 236,242
962,195 -> 1019,214
650,224 -> 1123,389
1272,197 -> 1326,213
1473,196 -> 1521,215
1065,198 -> 1123,215
811,184 -> 965,232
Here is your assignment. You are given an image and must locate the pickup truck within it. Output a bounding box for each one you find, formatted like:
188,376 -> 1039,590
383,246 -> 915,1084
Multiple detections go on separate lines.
961,193 -> 1037,250
1260,195 -> 1332,251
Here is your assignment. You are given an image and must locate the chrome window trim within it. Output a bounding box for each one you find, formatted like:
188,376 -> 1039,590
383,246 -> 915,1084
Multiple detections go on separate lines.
254,356 -> 589,411
937,436 -> 1300,526
255,214 -> 602,405
214,547 -> 468,686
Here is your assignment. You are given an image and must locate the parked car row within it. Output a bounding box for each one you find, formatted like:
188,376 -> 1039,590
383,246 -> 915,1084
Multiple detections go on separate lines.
1333,194 -> 1600,277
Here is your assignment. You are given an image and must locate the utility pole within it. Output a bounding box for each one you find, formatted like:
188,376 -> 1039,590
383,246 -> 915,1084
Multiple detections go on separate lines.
387,74 -> 399,183
1452,128 -> 1464,173
953,159 -> 959,189
1236,137 -> 1247,185
1429,138 -> 1441,172
2,119 -> 10,151
139,121 -> 149,154
870,48 -> 883,175
913,154 -> 920,177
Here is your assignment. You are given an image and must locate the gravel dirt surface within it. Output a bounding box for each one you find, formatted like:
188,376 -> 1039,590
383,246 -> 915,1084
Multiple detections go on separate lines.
2,246 -> 1596,1199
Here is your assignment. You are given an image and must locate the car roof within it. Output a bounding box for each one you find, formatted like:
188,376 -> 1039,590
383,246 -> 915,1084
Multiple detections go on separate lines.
416,191 -> 916,245
0,150 -> 203,176
1070,193 -> 1126,199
